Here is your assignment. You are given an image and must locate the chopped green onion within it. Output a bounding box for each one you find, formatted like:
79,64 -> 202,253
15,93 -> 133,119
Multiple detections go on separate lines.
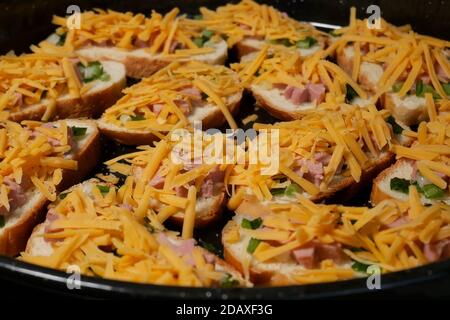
351,261 -> 370,273
416,80 -> 439,99
392,82 -> 404,93
97,185 -> 110,195
390,177 -> 411,194
443,83 -> 450,96
201,29 -> 214,39
241,217 -> 263,230
270,188 -> 286,196
220,273 -> 239,288
329,29 -> 340,37
130,114 -> 145,121
193,14 -> 203,20
77,61 -> 110,83
246,238 -> 261,254
386,116 -> 404,134
59,192 -> 68,200
285,183 -> 301,196
345,84 -> 359,102
296,36 -> 317,49
422,184 -> 445,199
415,80 -> 424,97
0,216 -> 5,228
56,33 -> 67,46
71,126 -> 87,137
199,239 -> 220,255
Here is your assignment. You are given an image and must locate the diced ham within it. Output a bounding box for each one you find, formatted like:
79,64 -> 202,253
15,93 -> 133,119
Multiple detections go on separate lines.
424,239 -> 450,263
157,233 -> 196,265
292,240 -> 348,268
10,92 -> 23,108
174,99 -> 191,115
152,103 -> 164,115
0,177 -> 27,216
385,215 -> 409,228
44,209 -> 61,234
306,83 -> 326,103
176,186 -> 188,197
295,158 -> 324,186
420,75 -> 431,85
314,152 -> 332,166
238,23 -> 251,31
180,87 -> 202,100
149,174 -> 165,189
200,179 -> 214,197
283,83 -> 326,105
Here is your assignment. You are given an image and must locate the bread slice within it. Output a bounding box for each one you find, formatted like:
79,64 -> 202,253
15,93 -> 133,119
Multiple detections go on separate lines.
97,88 -> 242,146
382,93 -> 428,126
25,179 -> 250,288
250,84 -> 318,120
371,159 -> 450,205
0,120 -> 100,256
222,216 -> 354,286
50,37 -> 228,79
8,61 -> 126,122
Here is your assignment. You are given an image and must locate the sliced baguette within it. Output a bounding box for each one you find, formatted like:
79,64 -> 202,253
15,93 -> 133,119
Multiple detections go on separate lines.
98,87 -> 242,146
0,120 -> 100,256
66,40 -> 228,79
25,179 -> 250,288
8,61 -> 126,122
370,159 -> 450,205
382,93 -> 428,126
222,216 -> 354,286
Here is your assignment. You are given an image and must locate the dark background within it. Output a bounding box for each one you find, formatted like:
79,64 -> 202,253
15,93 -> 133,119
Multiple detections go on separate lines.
0,0 -> 449,299
0,0 -> 449,55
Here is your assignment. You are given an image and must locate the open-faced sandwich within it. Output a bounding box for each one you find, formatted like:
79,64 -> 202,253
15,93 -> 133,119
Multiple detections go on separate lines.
105,135 -> 229,228
0,51 -> 125,122
21,178 -> 248,288
98,61 -> 242,145
329,8 -> 450,125
231,45 -> 368,120
372,114 -> 450,205
45,8 -> 228,78
223,191 -> 450,285
226,105 -> 410,204
0,119 -> 100,256
199,0 -> 328,59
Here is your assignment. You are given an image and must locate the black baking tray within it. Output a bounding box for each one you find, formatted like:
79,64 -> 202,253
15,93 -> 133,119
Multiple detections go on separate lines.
0,0 -> 449,299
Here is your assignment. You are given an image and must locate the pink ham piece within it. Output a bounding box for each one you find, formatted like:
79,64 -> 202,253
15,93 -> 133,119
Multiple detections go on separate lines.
295,158 -> 324,186
0,177 -> 27,216
200,166 -> 225,197
174,99 -> 191,115
151,104 -> 164,115
10,92 -> 23,108
306,83 -> 326,103
157,233 -> 196,265
176,186 -> 189,197
283,84 -> 326,105
118,203 -> 133,211
424,239 -> 450,262
385,215 -> 410,228
292,240 -> 348,268
149,174 -> 165,189
314,152 -> 332,166
44,209 -> 62,235
169,40 -> 180,53
180,87 -> 202,100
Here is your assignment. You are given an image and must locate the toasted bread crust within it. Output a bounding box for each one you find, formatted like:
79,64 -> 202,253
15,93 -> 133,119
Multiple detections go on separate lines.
222,220 -> 277,285
251,88 -> 304,120
170,191 -> 226,228
382,93 -> 428,126
0,122 -> 101,256
98,93 -> 242,145
370,159 -> 410,205
9,76 -> 125,122
235,40 -> 260,59
124,55 -> 171,79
